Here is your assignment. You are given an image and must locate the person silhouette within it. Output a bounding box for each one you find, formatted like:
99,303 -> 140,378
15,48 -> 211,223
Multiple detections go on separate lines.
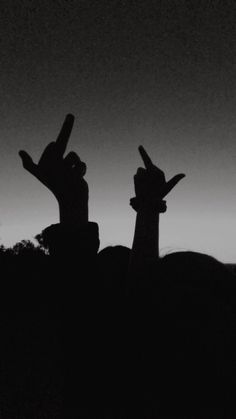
19,113 -> 99,259
126,146 -> 236,417
19,114 -> 101,418
128,145 -> 185,286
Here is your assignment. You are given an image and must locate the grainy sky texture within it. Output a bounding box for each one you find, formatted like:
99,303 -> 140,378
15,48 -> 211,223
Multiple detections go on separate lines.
1,0 -> 236,261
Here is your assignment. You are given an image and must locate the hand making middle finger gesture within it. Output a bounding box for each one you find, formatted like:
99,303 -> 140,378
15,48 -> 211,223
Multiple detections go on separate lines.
132,146 -> 185,209
19,114 -> 88,209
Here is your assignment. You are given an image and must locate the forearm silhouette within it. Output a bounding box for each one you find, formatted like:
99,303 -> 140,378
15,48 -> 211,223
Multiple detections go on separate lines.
19,114 -> 88,227
129,146 -> 185,275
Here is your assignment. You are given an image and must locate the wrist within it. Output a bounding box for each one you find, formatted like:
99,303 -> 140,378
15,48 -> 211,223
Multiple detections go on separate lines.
58,201 -> 89,226
130,197 -> 167,214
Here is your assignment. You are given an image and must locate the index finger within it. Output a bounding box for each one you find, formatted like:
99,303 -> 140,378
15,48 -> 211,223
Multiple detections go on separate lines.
55,114 -> 75,156
138,146 -> 154,169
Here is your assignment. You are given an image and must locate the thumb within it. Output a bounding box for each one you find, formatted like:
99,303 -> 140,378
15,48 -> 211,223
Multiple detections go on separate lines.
19,150 -> 37,175
164,173 -> 185,196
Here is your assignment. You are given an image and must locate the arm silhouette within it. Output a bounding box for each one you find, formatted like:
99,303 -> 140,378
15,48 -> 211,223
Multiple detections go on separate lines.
19,114 -> 99,258
19,114 -> 88,227
129,146 -> 185,277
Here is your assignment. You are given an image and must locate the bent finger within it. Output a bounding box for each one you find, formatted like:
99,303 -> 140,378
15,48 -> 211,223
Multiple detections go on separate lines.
64,151 -> 86,176
73,161 -> 87,177
64,151 -> 81,167
136,167 -> 146,176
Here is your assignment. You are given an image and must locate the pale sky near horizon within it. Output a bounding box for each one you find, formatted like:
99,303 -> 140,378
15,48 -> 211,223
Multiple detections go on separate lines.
1,0 -> 236,262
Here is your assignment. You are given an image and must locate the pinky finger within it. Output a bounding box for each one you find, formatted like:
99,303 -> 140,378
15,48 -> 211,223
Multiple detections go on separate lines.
164,173 -> 185,196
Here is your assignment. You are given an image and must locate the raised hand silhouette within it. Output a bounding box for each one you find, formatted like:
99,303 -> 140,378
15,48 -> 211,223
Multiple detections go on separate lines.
19,114 -> 88,224
129,146 -> 186,270
134,145 -> 185,204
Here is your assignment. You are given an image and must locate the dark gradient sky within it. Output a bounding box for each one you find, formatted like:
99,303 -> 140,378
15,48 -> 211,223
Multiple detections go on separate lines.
1,0 -> 236,261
